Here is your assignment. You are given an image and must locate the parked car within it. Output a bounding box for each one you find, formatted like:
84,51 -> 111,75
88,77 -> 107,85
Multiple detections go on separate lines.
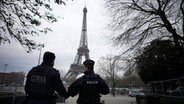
171,87 -> 184,96
128,89 -> 145,97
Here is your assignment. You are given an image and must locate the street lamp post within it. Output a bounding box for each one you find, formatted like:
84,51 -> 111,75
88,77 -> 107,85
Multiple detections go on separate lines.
1,64 -> 8,85
38,44 -> 44,65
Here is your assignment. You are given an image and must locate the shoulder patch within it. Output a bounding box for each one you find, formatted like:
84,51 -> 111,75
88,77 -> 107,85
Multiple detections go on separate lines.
31,75 -> 46,83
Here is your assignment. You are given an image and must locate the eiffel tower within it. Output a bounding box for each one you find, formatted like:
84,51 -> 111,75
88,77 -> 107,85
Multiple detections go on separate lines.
64,7 -> 90,85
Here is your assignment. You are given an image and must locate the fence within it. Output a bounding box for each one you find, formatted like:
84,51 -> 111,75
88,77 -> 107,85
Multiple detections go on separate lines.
148,76 -> 184,96
136,77 -> 184,104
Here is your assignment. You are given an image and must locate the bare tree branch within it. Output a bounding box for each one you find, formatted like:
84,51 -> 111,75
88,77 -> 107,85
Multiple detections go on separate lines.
105,0 -> 184,55
0,0 -> 66,52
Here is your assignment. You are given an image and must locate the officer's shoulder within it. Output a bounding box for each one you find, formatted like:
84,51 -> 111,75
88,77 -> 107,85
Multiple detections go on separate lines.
82,74 -> 90,79
29,66 -> 39,72
94,74 -> 101,78
31,65 -> 44,70
76,76 -> 84,81
31,66 -> 39,70
51,68 -> 59,73
94,74 -> 104,80
95,74 -> 100,77
82,74 -> 101,79
52,67 -> 57,71
46,67 -> 59,75
72,75 -> 83,82
50,68 -> 61,78
71,77 -> 83,85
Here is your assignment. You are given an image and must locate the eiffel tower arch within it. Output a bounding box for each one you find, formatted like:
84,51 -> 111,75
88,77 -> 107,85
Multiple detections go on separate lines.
64,7 -> 90,85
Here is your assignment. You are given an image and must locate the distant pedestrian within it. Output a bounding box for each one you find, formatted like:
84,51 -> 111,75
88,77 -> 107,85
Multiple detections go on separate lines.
68,59 -> 109,104
25,51 -> 69,104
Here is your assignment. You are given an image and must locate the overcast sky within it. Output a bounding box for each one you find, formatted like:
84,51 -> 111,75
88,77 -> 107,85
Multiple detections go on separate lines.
0,0 -> 118,74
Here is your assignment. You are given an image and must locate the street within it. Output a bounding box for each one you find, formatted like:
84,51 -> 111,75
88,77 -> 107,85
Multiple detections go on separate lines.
0,86 -> 137,104
64,95 -> 136,104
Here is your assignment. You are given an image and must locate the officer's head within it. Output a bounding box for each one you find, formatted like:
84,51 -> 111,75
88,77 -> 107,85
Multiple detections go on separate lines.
83,59 -> 95,72
43,51 -> 56,66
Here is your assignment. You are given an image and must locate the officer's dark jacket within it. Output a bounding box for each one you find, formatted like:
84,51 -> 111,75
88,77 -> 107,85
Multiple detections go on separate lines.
25,62 -> 69,100
68,70 -> 109,104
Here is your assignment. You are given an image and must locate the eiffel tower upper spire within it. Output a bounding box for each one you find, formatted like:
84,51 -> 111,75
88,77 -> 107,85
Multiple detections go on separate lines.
80,7 -> 87,48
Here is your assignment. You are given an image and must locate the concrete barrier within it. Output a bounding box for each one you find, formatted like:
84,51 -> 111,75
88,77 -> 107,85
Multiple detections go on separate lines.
136,95 -> 160,104
0,95 -> 26,104
0,95 -> 65,104
136,94 -> 184,104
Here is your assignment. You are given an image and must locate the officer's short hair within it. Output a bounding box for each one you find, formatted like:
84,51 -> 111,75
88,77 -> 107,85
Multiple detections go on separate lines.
83,59 -> 95,69
43,51 -> 56,63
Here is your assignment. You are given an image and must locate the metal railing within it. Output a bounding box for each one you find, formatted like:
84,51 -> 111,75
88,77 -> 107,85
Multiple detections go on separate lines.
148,76 -> 184,96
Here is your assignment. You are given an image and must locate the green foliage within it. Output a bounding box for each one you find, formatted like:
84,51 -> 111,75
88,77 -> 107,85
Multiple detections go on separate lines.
136,39 -> 184,83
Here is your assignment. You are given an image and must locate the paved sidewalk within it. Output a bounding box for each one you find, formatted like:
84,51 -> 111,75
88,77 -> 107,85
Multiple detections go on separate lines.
64,95 -> 136,104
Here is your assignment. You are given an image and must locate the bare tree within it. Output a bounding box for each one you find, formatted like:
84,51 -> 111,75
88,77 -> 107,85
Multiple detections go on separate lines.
96,54 -> 125,96
0,0 -> 66,52
105,0 -> 184,54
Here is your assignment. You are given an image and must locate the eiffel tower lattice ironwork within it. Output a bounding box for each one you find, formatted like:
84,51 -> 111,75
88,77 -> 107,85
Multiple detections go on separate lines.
64,7 -> 90,84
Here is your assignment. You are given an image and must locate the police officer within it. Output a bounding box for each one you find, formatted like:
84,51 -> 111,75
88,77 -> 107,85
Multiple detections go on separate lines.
25,51 -> 69,104
68,59 -> 109,104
